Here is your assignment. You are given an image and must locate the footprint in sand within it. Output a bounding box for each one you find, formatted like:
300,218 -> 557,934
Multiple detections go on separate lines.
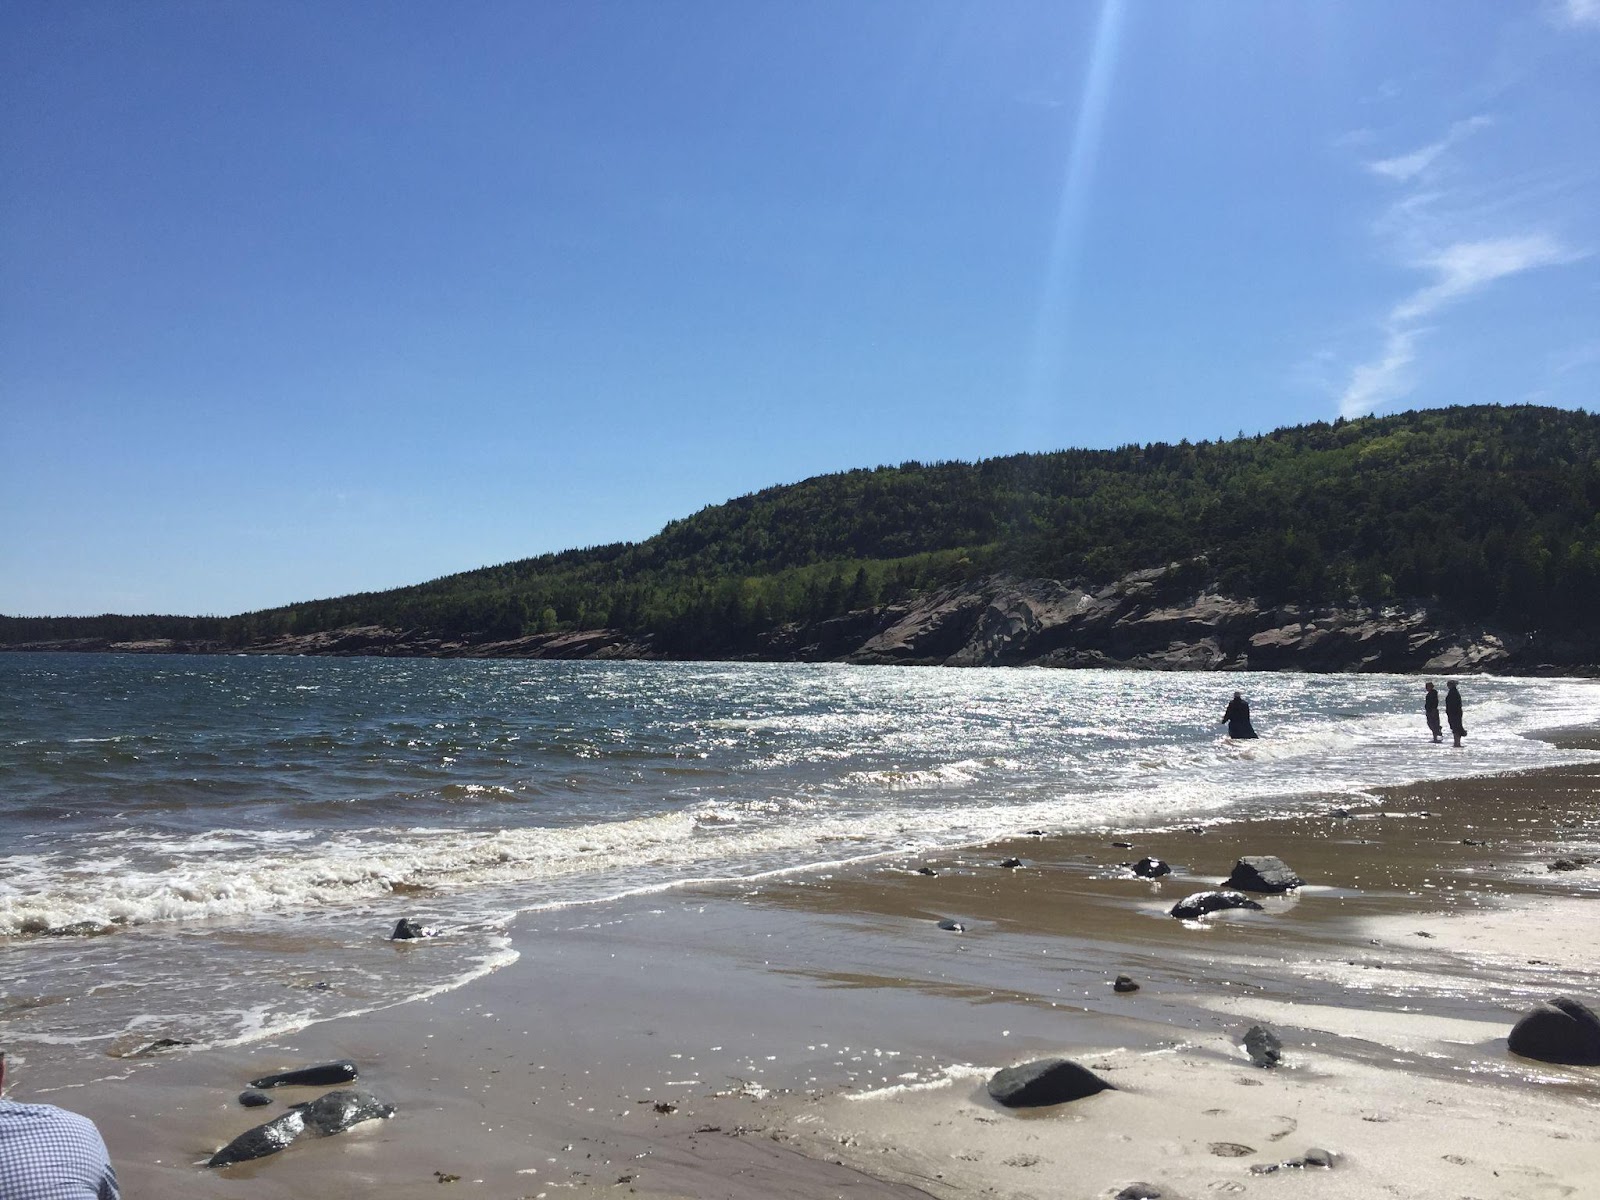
1209,1142 -> 1255,1157
1266,1116 -> 1298,1142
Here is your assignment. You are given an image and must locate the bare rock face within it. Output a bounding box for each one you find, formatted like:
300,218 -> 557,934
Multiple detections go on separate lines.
1425,636 -> 1510,671
1508,997 -> 1600,1064
944,579 -> 1097,666
851,581 -> 994,665
986,1058 -> 1113,1107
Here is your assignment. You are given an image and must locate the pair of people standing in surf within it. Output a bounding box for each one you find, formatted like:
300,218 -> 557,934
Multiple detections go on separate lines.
1220,681 -> 1467,746
1424,679 -> 1467,747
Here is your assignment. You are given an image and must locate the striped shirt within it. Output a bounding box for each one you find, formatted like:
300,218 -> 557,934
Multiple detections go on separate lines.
0,1100 -> 120,1200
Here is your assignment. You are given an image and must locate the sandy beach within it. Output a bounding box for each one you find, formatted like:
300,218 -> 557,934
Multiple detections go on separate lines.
11,739 -> 1600,1200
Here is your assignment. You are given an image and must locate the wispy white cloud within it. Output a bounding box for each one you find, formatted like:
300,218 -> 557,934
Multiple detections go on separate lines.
1393,234 -> 1577,321
1554,0 -> 1600,30
1334,106 -> 1587,419
1366,116 -> 1492,182
1339,329 -> 1421,418
1339,235 -> 1578,418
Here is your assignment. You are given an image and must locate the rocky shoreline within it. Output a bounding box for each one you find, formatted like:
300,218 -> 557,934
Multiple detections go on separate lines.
7,569 -> 1596,673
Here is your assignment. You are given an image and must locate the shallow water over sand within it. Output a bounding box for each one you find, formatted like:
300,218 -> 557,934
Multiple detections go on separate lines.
2,653 -> 1596,1056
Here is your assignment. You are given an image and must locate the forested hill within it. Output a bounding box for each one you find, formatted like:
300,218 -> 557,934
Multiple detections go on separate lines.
5,404 -> 1599,658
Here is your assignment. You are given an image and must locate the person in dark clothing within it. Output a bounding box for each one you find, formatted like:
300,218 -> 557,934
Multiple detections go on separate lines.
1221,691 -> 1257,739
1424,681 -> 1443,743
1445,680 -> 1466,747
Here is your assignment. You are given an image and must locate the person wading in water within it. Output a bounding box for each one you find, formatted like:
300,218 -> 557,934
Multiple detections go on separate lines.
1445,680 -> 1467,748
1424,681 -> 1443,743
1221,691 -> 1258,739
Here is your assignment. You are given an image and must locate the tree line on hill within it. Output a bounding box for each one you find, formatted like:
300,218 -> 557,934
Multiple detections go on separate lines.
4,404 -> 1598,657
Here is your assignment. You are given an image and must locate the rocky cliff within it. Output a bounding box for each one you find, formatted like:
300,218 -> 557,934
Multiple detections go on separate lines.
7,570 -> 1594,673
757,570 -> 1589,674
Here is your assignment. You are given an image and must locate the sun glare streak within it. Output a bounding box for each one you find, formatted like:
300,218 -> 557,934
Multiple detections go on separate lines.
1021,0 -> 1126,436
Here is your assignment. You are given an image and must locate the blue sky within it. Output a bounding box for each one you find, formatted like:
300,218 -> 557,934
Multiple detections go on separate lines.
3,1 -> 1596,616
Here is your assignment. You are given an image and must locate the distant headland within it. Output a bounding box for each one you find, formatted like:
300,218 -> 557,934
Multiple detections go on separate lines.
6,404 -> 1598,673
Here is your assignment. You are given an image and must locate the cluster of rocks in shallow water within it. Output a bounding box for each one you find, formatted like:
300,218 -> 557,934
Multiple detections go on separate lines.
208,1059 -> 394,1169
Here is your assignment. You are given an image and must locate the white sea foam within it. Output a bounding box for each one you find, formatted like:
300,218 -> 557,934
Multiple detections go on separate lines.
845,1062 -> 990,1100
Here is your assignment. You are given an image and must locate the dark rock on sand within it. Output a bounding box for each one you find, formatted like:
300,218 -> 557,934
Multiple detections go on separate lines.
986,1058 -> 1113,1108
391,917 -> 438,940
1170,890 -> 1264,920
1113,974 -> 1140,993
915,866 -> 938,876
207,1110 -> 306,1167
1549,857 -> 1592,872
1222,855 -> 1303,893
1507,997 -> 1600,1064
1111,841 -> 1134,849
1127,856 -> 1171,878
1302,1148 -> 1335,1167
238,1090 -> 273,1108
292,1088 -> 395,1136
1243,1024 -> 1283,1068
998,857 -> 1023,869
249,1060 -> 360,1089
1115,1185 -> 1163,1200
936,919 -> 966,932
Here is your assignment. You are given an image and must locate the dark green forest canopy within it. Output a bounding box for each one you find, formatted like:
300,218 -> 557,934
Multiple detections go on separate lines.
6,404 -> 1599,654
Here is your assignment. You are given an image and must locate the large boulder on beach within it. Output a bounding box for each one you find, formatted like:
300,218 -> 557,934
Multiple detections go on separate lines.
249,1060 -> 359,1089
207,1109 -> 306,1167
1222,856 -> 1302,893
293,1088 -> 395,1135
1170,890 -> 1264,920
1507,997 -> 1600,1064
986,1058 -> 1113,1107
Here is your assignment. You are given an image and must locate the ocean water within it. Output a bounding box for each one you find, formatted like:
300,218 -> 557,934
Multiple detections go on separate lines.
2,653 -> 1596,1059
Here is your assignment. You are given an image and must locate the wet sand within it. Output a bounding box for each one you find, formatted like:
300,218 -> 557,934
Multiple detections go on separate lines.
10,744 -> 1600,1199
